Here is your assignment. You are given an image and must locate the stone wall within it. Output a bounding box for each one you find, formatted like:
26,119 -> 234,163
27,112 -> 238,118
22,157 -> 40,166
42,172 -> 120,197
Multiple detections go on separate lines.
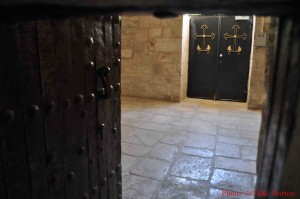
247,17 -> 273,109
121,15 -> 271,105
121,15 -> 183,102
256,17 -> 278,173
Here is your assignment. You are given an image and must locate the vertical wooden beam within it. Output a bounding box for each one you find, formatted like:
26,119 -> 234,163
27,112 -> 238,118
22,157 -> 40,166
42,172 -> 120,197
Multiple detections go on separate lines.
95,16 -> 109,199
38,20 -> 65,199
84,16 -> 101,199
112,15 -> 122,199
0,21 -> 31,199
15,21 -> 48,199
256,17 -> 300,196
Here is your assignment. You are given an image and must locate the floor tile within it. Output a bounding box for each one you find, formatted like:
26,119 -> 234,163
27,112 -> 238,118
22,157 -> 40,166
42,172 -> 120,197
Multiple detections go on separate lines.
123,175 -> 159,199
216,143 -> 240,158
149,143 -> 178,161
121,142 -> 151,157
241,147 -> 258,161
184,133 -> 216,149
218,136 -> 258,147
121,96 -> 261,198
131,158 -> 170,180
215,157 -> 256,173
211,169 -> 253,192
158,176 -> 207,199
170,155 -> 212,180
181,147 -> 214,158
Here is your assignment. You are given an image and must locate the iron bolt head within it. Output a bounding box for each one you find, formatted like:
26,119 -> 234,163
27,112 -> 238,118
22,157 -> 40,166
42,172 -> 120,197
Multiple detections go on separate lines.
63,99 -> 71,110
77,146 -> 86,155
87,61 -> 94,70
116,163 -> 122,172
87,37 -> 94,46
28,104 -> 40,117
45,101 -> 55,114
80,110 -> 88,119
101,178 -> 107,186
117,182 -> 122,188
67,171 -> 76,181
109,170 -> 115,177
115,41 -> 121,48
87,93 -> 95,103
82,193 -> 89,199
92,186 -> 99,194
0,109 -> 15,125
74,95 -> 84,105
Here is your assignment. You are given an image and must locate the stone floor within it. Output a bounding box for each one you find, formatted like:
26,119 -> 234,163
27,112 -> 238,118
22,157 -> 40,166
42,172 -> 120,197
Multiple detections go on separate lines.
121,96 -> 261,199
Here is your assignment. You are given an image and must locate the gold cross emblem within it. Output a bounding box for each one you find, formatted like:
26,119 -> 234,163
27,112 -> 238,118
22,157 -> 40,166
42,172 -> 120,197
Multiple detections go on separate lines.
194,25 -> 215,54
224,25 -> 247,55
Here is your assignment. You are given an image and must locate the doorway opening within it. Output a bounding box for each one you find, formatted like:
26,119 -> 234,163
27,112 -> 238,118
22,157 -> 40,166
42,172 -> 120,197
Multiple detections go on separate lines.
187,15 -> 253,102
120,14 -> 274,198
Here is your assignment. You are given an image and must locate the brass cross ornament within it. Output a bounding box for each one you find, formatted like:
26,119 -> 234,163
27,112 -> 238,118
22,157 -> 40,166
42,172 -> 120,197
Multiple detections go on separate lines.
194,25 -> 215,54
224,25 -> 247,55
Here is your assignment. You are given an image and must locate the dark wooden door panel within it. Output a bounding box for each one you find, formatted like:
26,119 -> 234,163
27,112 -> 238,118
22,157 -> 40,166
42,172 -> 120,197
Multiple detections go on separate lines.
15,21 -> 48,199
188,16 -> 252,102
217,16 -> 253,101
94,16 -> 110,199
38,20 -> 65,199
188,16 -> 219,99
0,15 -> 121,199
0,21 -> 31,199
84,17 -> 100,199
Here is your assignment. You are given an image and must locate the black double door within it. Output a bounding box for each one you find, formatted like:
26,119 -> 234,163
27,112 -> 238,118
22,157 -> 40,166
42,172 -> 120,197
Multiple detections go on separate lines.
188,16 -> 253,102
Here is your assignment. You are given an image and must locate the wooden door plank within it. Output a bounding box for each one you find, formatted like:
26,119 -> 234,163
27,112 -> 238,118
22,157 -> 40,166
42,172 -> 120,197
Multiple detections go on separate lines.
15,21 -> 48,199
84,17 -> 100,199
37,20 -> 65,199
104,16 -> 117,199
94,16 -> 109,199
112,15 -> 122,198
0,21 -> 31,199
69,17 -> 90,199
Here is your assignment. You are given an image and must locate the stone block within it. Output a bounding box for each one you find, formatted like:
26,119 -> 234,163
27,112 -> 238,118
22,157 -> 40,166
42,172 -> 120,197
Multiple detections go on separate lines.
149,27 -> 162,38
149,143 -> 178,161
123,175 -> 159,199
122,16 -> 140,27
173,27 -> 182,37
163,27 -> 172,37
121,142 -> 152,157
134,28 -> 148,41
154,38 -> 182,52
131,158 -> 170,180
170,155 -> 212,180
121,49 -> 133,58
157,52 -> 173,63
211,169 -> 253,192
181,147 -> 214,158
158,176 -> 207,199
241,146 -> 258,161
133,41 -> 146,53
216,143 -> 240,158
139,16 -> 161,28
215,156 -> 256,173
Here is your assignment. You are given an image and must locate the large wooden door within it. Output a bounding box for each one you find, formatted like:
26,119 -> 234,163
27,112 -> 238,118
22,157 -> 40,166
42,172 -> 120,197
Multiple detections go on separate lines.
188,16 -> 253,102
0,15 -> 121,199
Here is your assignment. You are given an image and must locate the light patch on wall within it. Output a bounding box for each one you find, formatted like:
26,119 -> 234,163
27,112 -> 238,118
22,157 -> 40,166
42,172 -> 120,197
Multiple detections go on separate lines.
235,16 -> 250,20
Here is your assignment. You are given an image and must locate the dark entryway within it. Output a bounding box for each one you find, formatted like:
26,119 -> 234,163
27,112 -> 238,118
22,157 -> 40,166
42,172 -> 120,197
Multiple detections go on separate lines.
188,16 -> 253,102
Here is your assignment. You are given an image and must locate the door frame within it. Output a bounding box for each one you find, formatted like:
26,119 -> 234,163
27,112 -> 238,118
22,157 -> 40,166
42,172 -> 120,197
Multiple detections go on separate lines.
183,14 -> 256,104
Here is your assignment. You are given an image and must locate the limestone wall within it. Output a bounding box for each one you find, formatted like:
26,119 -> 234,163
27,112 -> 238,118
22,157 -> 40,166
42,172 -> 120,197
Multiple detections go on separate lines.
121,15 -> 183,102
247,17 -> 273,109
121,15 -> 271,106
